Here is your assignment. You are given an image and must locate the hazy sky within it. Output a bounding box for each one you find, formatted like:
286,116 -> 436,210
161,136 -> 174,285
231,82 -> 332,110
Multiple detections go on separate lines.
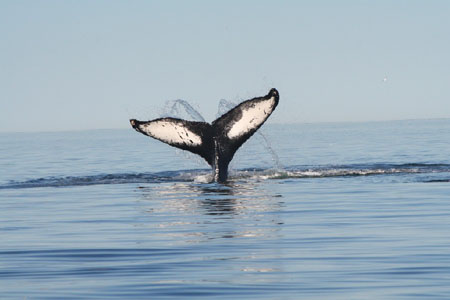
1,1 -> 449,132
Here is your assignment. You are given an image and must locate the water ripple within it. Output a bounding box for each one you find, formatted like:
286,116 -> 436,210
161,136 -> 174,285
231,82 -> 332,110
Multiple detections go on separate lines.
2,163 -> 449,189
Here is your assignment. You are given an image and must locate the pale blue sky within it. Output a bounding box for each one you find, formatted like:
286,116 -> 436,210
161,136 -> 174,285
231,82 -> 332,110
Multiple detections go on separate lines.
1,1 -> 449,132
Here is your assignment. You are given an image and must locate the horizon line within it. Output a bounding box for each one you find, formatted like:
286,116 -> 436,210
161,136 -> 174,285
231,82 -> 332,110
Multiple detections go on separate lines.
1,117 -> 449,134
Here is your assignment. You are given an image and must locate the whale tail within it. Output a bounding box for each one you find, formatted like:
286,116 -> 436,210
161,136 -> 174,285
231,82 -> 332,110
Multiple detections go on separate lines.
130,88 -> 279,182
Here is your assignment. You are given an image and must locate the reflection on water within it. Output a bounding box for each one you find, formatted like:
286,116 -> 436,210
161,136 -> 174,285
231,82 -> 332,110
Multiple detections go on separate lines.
137,181 -> 284,242
135,181 -> 287,278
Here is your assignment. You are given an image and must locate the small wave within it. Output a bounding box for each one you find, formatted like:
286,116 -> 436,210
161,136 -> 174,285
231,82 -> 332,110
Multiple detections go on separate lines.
1,163 -> 449,189
0,170 -> 210,190
232,163 -> 450,181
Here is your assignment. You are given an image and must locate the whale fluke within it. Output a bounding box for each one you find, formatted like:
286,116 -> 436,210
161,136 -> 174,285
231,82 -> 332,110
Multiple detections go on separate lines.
130,88 -> 279,182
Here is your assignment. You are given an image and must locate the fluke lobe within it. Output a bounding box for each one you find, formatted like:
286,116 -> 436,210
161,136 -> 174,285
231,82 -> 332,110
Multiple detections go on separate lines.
130,88 -> 279,182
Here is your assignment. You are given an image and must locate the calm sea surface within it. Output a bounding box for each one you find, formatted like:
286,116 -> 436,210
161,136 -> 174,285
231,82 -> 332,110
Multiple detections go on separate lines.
1,119 -> 450,299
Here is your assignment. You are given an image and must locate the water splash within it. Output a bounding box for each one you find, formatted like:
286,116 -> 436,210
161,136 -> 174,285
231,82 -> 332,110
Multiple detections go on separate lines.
216,99 -> 236,118
160,99 -> 205,122
256,132 -> 283,170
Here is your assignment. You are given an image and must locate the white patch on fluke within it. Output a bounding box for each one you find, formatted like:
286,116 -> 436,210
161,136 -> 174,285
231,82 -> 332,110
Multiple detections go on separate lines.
227,96 -> 276,139
140,120 -> 202,146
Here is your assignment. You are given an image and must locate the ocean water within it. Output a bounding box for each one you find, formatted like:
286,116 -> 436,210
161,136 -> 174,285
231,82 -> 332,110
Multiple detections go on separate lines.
1,119 -> 450,299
